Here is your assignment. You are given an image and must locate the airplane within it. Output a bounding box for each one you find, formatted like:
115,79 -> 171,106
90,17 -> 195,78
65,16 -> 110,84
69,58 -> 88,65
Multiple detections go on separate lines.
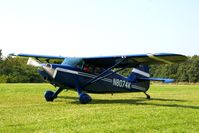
10,53 -> 187,104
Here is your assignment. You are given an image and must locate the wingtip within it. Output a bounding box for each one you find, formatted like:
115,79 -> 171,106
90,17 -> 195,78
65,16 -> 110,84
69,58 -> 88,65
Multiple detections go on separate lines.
9,53 -> 17,56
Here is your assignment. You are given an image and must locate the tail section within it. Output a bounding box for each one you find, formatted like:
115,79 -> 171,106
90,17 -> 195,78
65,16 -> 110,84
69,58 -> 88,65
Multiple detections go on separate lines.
128,65 -> 175,92
128,65 -> 150,91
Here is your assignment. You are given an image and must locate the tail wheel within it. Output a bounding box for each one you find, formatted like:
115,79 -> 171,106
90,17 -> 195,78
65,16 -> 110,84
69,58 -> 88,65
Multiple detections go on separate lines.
144,92 -> 151,99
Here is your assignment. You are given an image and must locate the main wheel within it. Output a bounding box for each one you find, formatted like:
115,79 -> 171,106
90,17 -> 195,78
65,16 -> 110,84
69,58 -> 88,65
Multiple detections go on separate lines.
44,90 -> 54,102
79,93 -> 92,104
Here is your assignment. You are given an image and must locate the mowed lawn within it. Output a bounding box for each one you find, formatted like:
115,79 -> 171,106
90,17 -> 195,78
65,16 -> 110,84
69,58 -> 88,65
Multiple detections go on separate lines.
0,84 -> 199,133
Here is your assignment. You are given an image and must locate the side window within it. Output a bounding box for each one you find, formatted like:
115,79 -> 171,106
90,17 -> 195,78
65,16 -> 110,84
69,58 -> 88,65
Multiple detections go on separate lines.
94,67 -> 101,74
76,60 -> 84,69
88,65 -> 94,73
83,64 -> 94,73
83,64 -> 104,74
83,64 -> 89,72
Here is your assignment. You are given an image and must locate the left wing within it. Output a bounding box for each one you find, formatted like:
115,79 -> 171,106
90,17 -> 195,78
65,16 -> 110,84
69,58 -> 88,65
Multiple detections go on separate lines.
9,53 -> 66,59
9,53 -> 67,65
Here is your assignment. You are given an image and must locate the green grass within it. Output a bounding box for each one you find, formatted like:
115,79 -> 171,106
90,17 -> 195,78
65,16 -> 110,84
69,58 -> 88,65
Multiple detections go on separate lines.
0,84 -> 199,133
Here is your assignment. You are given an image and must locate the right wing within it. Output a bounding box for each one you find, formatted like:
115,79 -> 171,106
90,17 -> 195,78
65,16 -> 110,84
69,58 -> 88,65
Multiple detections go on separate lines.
83,53 -> 188,68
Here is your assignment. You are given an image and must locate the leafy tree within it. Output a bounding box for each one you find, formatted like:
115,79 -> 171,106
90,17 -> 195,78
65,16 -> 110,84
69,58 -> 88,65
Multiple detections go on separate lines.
187,56 -> 199,82
0,56 -> 44,83
150,55 -> 199,83
0,49 -> 2,62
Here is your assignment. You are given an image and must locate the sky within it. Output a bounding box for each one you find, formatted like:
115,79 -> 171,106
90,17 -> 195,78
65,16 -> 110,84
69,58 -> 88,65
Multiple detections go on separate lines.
0,0 -> 199,57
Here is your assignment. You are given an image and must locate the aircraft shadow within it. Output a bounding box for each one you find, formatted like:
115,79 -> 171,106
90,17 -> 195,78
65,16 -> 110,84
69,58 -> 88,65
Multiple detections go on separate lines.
58,96 -> 77,100
90,97 -> 186,104
57,96 -> 199,110
140,97 -> 187,102
90,98 -> 199,110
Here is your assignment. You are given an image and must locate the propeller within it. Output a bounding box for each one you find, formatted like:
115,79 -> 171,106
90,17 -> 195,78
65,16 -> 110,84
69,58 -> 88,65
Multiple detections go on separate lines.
27,58 -> 55,78
27,57 -> 43,67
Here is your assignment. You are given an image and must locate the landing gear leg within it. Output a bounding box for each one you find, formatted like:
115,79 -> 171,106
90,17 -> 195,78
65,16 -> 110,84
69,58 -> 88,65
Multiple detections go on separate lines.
44,87 -> 64,102
74,76 -> 92,104
144,92 -> 151,99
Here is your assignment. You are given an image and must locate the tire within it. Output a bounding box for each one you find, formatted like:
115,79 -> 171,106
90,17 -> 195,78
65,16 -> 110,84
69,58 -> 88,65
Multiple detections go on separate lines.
44,90 -> 54,102
79,93 -> 92,104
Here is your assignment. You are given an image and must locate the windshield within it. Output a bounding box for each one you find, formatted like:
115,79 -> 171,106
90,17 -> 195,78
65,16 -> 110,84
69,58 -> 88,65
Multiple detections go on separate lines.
61,58 -> 84,69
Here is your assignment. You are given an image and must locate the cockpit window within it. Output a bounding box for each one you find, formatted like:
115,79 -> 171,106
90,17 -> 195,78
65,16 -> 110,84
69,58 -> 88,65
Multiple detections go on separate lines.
61,58 -> 104,74
83,64 -> 104,74
61,58 -> 84,69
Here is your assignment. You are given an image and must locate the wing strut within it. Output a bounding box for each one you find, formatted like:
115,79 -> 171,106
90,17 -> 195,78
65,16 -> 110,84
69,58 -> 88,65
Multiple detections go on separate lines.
81,57 -> 126,89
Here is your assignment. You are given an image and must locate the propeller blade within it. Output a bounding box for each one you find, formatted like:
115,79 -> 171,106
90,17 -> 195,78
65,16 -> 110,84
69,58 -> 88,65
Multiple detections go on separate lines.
27,57 -> 42,67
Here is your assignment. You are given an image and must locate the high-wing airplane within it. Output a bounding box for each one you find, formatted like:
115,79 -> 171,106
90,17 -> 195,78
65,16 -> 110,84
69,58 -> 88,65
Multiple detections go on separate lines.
10,53 -> 187,104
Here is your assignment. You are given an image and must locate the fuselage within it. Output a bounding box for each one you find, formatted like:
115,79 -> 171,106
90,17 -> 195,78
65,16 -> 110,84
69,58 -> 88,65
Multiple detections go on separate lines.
38,62 -> 150,93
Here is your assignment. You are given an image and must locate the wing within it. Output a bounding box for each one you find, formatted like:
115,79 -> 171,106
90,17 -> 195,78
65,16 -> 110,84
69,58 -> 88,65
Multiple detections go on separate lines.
9,53 -> 66,64
9,53 -> 66,59
83,53 -> 187,68
10,53 -> 187,68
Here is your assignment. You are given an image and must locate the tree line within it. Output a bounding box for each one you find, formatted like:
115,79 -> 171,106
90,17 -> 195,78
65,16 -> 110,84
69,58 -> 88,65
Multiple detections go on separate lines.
0,49 -> 198,83
150,55 -> 199,82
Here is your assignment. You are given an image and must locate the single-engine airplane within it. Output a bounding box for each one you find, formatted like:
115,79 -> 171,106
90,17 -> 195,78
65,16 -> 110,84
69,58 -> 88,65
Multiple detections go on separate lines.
10,53 -> 187,104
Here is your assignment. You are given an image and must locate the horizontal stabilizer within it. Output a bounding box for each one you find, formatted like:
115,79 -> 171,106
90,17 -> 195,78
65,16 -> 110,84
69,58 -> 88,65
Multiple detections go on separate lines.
139,77 -> 175,83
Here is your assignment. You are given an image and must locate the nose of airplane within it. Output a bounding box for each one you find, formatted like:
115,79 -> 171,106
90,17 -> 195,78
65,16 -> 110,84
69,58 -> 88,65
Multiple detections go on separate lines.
42,64 -> 55,78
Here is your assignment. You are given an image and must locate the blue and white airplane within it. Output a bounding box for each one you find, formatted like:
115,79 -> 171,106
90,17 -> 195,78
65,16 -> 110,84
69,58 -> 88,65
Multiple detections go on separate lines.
10,53 -> 187,104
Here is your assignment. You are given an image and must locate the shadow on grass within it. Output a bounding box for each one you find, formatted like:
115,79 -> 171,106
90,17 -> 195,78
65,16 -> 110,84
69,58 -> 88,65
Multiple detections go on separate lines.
92,98 -> 199,110
58,96 -> 77,100
147,97 -> 187,102
57,96 -> 199,110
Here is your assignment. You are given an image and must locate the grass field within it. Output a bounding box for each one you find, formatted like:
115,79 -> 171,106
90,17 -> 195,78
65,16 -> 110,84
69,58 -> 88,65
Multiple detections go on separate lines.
0,84 -> 199,133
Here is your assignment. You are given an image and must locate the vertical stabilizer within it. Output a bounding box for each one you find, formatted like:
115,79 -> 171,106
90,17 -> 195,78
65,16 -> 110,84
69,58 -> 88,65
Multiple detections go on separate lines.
128,65 -> 150,91
128,65 -> 150,80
